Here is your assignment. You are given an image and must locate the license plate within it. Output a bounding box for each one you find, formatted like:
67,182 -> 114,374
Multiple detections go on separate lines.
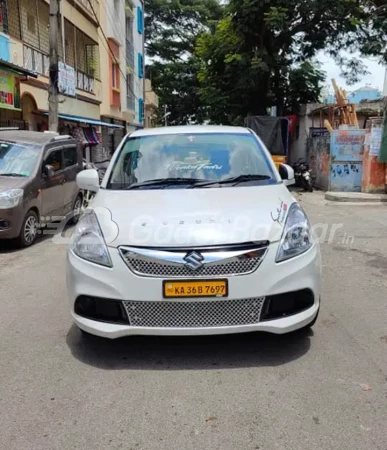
163,279 -> 228,298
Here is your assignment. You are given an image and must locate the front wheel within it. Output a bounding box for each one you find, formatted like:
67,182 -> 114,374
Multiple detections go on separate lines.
70,195 -> 83,224
16,210 -> 39,247
303,177 -> 313,192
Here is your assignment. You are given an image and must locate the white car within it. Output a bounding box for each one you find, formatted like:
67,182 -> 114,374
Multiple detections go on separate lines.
67,126 -> 321,339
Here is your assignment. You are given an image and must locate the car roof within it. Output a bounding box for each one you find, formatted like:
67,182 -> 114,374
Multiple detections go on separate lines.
130,125 -> 252,138
0,130 -> 74,146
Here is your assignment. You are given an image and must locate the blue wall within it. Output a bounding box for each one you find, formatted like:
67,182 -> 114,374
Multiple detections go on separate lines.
0,35 -> 10,62
327,88 -> 381,104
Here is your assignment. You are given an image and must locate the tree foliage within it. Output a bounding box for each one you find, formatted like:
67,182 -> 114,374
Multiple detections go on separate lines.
145,0 -> 222,125
146,0 -> 387,125
196,0 -> 387,124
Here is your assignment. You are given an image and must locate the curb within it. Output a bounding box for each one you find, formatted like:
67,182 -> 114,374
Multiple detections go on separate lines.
325,192 -> 387,203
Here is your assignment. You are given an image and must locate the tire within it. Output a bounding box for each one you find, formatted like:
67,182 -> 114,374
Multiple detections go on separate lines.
79,327 -> 93,338
79,327 -> 100,341
70,195 -> 83,225
303,178 -> 313,192
16,210 -> 39,248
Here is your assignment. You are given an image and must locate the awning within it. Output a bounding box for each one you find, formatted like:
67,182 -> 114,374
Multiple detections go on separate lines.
0,59 -> 38,78
56,113 -> 125,128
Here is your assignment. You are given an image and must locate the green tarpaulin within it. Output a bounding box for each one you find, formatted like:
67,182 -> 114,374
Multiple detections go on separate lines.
378,109 -> 387,163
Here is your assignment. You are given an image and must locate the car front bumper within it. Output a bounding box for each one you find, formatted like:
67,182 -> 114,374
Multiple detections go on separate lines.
0,206 -> 24,239
67,243 -> 321,338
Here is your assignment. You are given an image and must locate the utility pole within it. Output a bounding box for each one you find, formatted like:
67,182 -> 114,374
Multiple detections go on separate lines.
49,0 -> 60,132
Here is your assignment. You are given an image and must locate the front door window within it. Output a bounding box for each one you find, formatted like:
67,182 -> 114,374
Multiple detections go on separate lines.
45,149 -> 63,172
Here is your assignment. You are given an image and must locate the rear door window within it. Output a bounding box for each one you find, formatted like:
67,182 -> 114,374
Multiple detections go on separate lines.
63,146 -> 78,168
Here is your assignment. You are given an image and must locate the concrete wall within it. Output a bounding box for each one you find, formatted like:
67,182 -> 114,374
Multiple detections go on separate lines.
145,78 -> 158,127
290,100 -> 385,164
290,103 -> 321,163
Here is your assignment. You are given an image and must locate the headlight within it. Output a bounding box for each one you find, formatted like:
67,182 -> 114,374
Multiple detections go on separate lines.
71,210 -> 112,267
0,189 -> 23,209
276,203 -> 312,262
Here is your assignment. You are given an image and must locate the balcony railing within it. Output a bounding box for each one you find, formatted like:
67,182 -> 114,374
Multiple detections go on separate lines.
76,71 -> 95,94
23,45 -> 95,94
23,46 -> 49,77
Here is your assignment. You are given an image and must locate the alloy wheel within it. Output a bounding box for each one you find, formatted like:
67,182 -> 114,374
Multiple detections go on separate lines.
24,215 -> 37,244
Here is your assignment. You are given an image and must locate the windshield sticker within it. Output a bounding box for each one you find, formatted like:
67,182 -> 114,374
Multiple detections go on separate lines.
166,152 -> 223,171
271,200 -> 288,225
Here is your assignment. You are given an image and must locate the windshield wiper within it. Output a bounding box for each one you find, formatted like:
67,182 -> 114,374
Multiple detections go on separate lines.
0,172 -> 26,177
125,178 -> 207,190
189,174 -> 272,188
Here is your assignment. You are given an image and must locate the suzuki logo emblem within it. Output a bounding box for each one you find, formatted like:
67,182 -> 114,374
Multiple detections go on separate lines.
184,251 -> 204,271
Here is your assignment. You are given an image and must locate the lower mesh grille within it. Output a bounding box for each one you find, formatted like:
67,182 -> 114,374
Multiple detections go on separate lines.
123,298 -> 265,328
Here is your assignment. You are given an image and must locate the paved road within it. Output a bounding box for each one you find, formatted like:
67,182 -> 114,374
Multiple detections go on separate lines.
1,192 -> 386,450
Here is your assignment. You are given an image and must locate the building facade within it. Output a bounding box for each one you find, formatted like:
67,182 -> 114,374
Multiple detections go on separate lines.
1,0 -> 103,127
145,78 -> 158,128
0,0 -> 148,160
98,0 -> 145,157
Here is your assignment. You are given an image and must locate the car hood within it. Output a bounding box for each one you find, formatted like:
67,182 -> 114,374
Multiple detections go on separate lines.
0,176 -> 27,191
93,184 -> 296,248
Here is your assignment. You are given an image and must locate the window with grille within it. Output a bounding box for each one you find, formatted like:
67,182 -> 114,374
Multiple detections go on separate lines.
20,0 -> 39,47
27,12 -> 35,34
139,54 -> 143,77
126,17 -> 133,42
126,74 -> 135,110
2,0 -> 21,39
112,63 -> 118,88
63,19 -> 100,80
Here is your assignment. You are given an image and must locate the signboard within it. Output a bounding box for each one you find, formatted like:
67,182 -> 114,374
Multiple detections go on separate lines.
58,62 -> 76,97
370,127 -> 382,156
310,127 -> 330,138
0,70 -> 20,110
330,129 -> 365,192
330,130 -> 365,162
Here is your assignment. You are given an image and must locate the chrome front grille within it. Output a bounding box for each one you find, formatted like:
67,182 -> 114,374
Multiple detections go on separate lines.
123,297 -> 266,328
124,256 -> 263,278
119,245 -> 268,278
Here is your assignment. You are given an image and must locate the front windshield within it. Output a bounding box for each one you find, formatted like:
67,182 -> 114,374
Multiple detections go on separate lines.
0,141 -> 41,177
107,133 -> 277,190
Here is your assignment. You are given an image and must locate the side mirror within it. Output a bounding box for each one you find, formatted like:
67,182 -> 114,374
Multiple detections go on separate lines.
279,164 -> 295,187
77,169 -> 100,192
45,164 -> 55,178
